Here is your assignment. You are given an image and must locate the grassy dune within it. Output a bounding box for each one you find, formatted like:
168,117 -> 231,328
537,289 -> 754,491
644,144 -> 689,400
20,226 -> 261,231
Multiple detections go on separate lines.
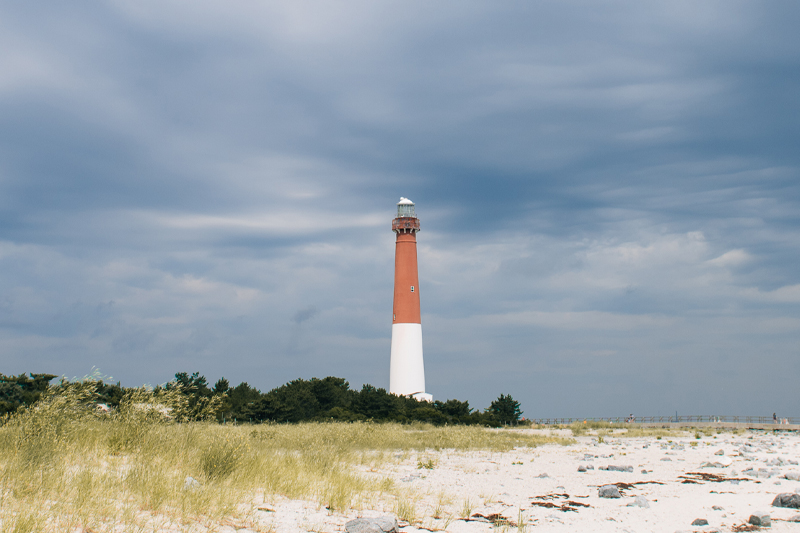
0,384 -> 569,532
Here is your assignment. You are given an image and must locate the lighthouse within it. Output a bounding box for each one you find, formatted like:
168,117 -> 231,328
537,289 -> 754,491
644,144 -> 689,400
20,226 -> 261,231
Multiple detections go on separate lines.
390,197 -> 432,402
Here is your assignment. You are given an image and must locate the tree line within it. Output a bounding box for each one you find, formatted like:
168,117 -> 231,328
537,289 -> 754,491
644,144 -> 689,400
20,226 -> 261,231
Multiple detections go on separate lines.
0,372 -> 524,426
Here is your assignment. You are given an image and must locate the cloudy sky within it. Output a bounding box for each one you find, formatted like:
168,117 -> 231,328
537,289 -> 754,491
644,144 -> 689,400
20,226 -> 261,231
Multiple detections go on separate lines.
1,1 -> 798,418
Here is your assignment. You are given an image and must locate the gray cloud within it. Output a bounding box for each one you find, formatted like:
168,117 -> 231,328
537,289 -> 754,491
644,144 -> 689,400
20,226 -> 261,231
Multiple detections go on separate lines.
0,1 -> 798,416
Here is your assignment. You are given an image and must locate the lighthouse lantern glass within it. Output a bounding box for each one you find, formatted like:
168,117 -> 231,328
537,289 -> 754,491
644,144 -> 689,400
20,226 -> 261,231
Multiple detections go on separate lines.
397,203 -> 416,218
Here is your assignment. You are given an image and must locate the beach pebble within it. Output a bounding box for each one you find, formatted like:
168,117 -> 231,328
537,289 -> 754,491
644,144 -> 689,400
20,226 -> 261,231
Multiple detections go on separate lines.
536,472 -> 549,478
772,492 -> 800,508
598,485 -> 621,498
784,471 -> 800,481
578,466 -> 587,472
345,517 -> 398,533
714,449 -> 725,455
788,514 -> 800,522
712,505 -> 724,510
748,513 -> 771,527
601,465 -> 634,472
660,457 -> 672,461
691,518 -> 708,526
627,495 -> 649,508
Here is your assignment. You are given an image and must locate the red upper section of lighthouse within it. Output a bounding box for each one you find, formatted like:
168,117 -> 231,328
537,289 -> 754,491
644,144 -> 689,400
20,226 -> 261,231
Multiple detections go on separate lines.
392,199 -> 421,324
392,217 -> 420,234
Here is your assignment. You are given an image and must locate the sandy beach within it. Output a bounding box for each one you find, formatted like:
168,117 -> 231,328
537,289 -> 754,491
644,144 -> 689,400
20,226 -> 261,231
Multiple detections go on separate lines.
253,429 -> 800,533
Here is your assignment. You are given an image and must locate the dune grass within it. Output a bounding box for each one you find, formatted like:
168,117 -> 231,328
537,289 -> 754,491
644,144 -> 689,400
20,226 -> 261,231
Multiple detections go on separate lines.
0,383 -> 568,532
566,420 -> 691,439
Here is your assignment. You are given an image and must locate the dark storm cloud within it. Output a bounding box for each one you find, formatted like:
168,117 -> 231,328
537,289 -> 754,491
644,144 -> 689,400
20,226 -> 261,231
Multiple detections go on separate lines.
0,1 -> 798,415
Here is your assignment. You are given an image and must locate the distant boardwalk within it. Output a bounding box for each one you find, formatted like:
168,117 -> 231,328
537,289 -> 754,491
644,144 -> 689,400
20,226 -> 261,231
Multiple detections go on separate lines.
534,415 -> 799,431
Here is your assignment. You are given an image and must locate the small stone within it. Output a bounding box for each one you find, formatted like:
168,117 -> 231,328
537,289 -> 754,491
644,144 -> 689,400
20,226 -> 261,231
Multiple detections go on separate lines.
691,518 -> 708,526
641,469 -> 648,474
784,471 -> 800,481
714,449 -> 725,456
627,495 -> 649,508
599,484 -> 621,498
183,476 -> 201,491
772,493 -> 800,508
607,465 -> 634,472
788,514 -> 800,522
537,473 -> 549,478
661,457 -> 672,461
748,512 -> 771,527
578,466 -> 587,472
712,505 -> 724,511
345,517 -> 399,533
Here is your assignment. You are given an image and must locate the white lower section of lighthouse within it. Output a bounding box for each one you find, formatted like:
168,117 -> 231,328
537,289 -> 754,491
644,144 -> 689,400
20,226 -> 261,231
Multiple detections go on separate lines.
389,323 -> 432,401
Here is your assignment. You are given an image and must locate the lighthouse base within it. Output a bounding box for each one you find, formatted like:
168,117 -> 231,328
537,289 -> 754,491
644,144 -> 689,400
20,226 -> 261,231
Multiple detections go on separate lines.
390,323 -> 427,397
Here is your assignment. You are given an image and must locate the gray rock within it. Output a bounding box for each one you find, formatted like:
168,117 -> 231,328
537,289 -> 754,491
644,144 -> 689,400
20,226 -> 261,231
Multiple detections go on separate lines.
784,471 -> 800,481
748,513 -> 771,527
712,505 -> 724,510
641,469 -> 648,474
626,495 -> 649,508
691,518 -> 708,526
661,457 -> 672,461
183,476 -> 201,491
788,514 -> 800,522
578,466 -> 587,472
537,473 -> 550,478
606,465 -> 634,472
714,449 -> 725,456
345,517 -> 398,533
772,493 -> 800,508
598,484 -> 621,498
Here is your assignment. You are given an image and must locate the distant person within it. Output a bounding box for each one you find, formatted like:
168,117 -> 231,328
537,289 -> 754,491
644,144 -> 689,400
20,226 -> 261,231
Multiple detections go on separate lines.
773,413 -> 778,423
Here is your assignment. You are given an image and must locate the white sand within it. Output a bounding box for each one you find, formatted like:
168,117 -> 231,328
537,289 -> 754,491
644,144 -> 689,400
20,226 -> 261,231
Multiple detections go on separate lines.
252,429 -> 800,533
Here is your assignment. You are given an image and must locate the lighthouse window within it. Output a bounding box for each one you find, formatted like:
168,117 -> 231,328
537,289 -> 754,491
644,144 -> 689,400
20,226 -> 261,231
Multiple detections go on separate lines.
410,286 -> 415,292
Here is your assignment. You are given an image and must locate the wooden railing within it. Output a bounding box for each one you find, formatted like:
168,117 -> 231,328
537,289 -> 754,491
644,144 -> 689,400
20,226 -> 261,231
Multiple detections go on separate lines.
531,415 -> 799,425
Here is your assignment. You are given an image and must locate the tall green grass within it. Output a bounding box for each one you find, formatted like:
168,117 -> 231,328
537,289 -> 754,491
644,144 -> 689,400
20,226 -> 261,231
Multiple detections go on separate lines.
0,382 -> 568,531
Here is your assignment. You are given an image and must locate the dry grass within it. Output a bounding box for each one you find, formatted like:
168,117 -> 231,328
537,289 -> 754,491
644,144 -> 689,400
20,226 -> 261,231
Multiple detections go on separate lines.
567,421 -> 690,439
0,383 -> 568,531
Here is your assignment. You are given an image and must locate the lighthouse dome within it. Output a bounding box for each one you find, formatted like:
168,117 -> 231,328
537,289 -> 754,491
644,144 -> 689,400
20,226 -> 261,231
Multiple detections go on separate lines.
396,197 -> 416,218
